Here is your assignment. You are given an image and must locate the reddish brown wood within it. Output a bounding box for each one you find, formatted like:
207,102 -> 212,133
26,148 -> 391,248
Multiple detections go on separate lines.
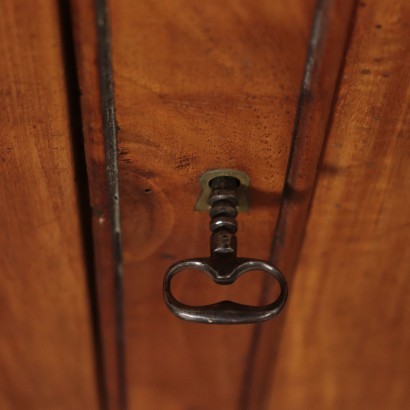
267,0 -> 410,407
242,0 -> 358,408
0,1 -> 98,408
107,0 -> 316,408
70,1 -> 123,408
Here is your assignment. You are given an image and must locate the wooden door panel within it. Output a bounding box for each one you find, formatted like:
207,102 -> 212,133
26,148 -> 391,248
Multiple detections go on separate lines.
0,1 -> 99,409
267,0 -> 410,408
107,0 -> 316,408
71,1 -> 409,409
70,0 -> 364,408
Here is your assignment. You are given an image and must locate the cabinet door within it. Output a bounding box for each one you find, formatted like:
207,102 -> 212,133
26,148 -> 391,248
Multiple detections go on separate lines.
0,1 -> 99,409
70,0 -> 409,409
71,0 -> 317,408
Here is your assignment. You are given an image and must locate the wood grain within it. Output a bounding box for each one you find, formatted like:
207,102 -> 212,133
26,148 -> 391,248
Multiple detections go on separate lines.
267,0 -> 410,408
70,0 -> 125,408
242,1 -> 358,408
107,0 -> 316,408
0,1 -> 98,409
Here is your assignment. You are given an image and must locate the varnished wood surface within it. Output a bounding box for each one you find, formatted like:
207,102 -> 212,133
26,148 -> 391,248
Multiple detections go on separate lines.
0,1 -> 98,409
107,0 -> 316,408
70,0 -> 124,408
242,1 -> 358,408
267,0 -> 410,408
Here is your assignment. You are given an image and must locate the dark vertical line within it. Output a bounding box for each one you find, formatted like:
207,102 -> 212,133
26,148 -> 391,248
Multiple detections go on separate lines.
267,0 -> 326,275
314,1 -> 359,186
94,1 -> 127,409
57,1 -> 107,409
239,0 -> 328,404
239,0 -> 360,408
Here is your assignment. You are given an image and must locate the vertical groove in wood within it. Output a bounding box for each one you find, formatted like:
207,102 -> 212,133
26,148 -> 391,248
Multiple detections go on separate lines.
58,1 -> 106,408
70,0 -> 126,408
241,0 -> 359,408
95,0 -> 127,408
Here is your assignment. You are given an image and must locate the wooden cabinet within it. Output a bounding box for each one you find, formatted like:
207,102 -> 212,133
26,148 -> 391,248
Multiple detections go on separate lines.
1,0 -> 409,409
